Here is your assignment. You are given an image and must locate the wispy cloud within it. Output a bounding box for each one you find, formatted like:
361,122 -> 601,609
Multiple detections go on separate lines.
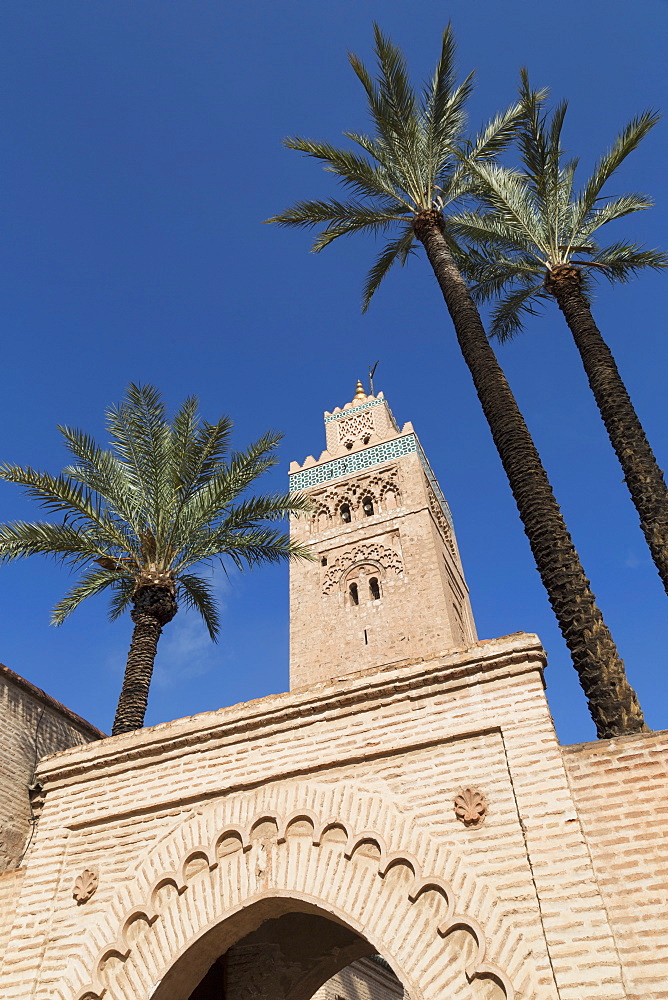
624,549 -> 649,570
153,568 -> 232,689
104,567 -> 234,688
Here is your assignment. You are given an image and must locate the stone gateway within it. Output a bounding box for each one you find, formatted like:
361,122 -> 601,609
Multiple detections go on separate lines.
0,385 -> 666,1000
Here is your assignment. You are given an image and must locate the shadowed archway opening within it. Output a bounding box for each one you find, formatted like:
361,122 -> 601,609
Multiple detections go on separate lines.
150,897 -> 406,1000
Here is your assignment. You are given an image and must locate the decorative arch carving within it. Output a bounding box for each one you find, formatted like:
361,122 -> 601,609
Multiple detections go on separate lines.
63,783 -> 544,1000
309,467 -> 402,533
323,543 -> 403,594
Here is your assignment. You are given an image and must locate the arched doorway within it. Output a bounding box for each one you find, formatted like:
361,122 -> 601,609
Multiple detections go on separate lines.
162,899 -> 404,1000
69,786 -> 533,1000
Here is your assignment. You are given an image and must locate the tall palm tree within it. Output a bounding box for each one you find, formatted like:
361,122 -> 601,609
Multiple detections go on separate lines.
450,75 -> 668,594
0,384 -> 311,735
268,25 -> 646,737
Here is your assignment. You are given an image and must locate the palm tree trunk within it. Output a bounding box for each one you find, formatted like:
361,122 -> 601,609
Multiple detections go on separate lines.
111,586 -> 177,736
413,210 -> 646,738
548,271 -> 668,596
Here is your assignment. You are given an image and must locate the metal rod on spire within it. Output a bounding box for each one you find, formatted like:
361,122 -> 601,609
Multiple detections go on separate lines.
368,361 -> 379,397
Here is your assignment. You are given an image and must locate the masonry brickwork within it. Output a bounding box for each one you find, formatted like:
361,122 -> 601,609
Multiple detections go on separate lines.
0,387 -> 666,1000
562,732 -> 668,999
312,956 -> 405,1000
0,662 -> 104,872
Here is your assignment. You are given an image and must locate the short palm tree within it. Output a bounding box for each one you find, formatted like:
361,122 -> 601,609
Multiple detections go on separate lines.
0,384 -> 311,735
451,76 -> 668,594
268,25 -> 646,737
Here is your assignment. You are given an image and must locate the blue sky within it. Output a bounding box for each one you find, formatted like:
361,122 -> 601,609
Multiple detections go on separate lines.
0,1 -> 666,744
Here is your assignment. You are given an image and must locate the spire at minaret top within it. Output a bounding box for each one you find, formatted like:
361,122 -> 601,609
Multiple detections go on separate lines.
353,379 -> 367,403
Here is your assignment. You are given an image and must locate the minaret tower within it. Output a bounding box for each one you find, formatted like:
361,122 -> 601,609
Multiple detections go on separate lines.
288,382 -> 476,689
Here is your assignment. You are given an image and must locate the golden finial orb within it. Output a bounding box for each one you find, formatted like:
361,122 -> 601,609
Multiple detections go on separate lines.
353,379 -> 367,403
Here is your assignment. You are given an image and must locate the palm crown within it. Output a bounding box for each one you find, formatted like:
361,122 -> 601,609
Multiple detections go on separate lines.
268,24 -> 523,310
0,384 -> 312,735
451,74 -> 667,339
0,384 -> 311,637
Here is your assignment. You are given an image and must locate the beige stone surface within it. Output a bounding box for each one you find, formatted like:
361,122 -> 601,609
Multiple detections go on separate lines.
0,662 -> 104,873
1,631 -> 655,1000
563,732 -> 668,1000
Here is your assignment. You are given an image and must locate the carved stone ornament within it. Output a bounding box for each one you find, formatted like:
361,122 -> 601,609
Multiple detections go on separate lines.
454,787 -> 487,828
73,869 -> 99,905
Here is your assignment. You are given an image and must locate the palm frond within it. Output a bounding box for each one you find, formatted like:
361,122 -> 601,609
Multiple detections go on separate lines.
51,568 -> 127,626
0,520 -> 118,565
281,138 -> 412,208
489,281 -> 551,341
167,394 -> 201,495
59,426 -> 142,531
176,573 -> 221,641
200,528 -> 311,572
575,193 -> 655,240
373,23 -> 417,127
455,246 -> 542,301
362,227 -> 416,312
573,110 -> 660,226
455,162 -> 549,253
105,383 -> 172,540
516,71 -> 553,201
423,27 -> 475,178
461,100 -> 524,169
586,242 -> 668,282
108,577 -> 136,621
178,491 -> 312,569
188,417 -> 234,490
0,464 -> 132,550
171,434 -> 310,558
368,24 -> 431,203
268,198 -> 404,235
448,210 -> 544,259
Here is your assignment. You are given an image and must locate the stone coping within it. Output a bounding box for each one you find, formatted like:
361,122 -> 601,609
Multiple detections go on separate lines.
35,632 -> 545,784
561,728 -> 668,756
0,661 -> 106,739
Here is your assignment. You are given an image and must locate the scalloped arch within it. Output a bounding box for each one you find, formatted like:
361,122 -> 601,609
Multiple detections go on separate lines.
63,783 -> 545,1000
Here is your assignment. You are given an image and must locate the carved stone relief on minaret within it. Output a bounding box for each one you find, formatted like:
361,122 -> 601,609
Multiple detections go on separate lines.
321,535 -> 404,595
308,467 -> 402,532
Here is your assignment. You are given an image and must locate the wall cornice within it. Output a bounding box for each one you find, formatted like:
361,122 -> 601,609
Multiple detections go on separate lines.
35,633 -> 545,788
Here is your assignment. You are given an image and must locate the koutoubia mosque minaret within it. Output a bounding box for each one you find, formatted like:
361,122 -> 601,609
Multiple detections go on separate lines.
288,381 -> 476,689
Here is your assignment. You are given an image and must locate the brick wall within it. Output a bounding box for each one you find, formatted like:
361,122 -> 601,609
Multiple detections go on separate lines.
0,663 -> 104,872
312,957 -> 405,1000
1,635 -> 665,999
562,731 -> 668,1000
0,868 -> 25,955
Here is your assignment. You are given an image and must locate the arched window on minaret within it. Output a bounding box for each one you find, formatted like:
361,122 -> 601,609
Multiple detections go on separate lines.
340,503 -> 352,523
362,496 -> 374,517
369,577 -> 381,601
382,488 -> 398,510
349,581 -> 359,606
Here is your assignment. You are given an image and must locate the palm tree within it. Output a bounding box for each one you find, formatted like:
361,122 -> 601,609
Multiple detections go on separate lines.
450,75 -> 668,594
268,25 -> 646,738
0,384 -> 311,735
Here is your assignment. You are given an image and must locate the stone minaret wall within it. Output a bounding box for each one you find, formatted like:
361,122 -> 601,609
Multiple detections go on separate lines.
289,384 -> 476,689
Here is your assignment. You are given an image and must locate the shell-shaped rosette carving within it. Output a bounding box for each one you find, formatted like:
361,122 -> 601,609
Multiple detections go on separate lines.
73,869 -> 99,905
454,788 -> 487,828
